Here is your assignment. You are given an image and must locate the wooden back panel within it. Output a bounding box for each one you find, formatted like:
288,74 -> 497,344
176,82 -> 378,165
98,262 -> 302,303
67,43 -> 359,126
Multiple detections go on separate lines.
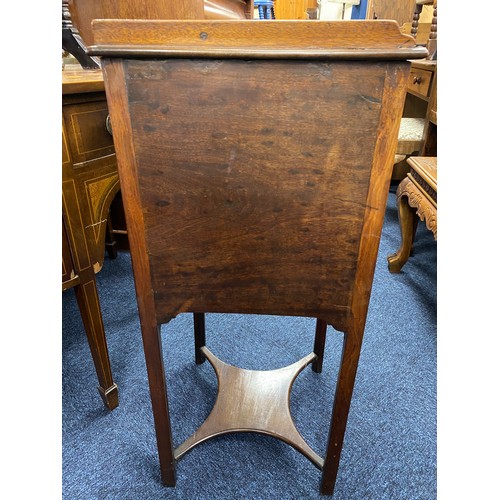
91,20 -> 425,330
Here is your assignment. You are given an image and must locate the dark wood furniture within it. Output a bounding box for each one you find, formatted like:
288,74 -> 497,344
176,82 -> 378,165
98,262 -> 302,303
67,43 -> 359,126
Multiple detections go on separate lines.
89,19 -> 426,495
62,66 -> 120,409
387,156 -> 437,273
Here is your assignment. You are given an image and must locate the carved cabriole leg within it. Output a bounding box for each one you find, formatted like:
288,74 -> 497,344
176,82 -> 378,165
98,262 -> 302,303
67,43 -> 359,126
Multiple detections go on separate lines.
74,271 -> 119,410
388,172 -> 437,273
320,324 -> 363,496
409,216 -> 420,258
312,319 -> 328,373
387,178 -> 419,273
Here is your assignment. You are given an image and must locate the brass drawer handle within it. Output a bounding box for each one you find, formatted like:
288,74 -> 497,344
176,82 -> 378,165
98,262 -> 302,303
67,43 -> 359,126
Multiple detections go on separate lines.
413,76 -> 422,85
105,114 -> 113,136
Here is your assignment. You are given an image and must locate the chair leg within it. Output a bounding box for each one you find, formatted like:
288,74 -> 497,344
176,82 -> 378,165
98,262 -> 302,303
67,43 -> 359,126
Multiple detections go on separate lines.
320,327 -> 363,495
193,312 -> 206,364
141,323 -> 176,486
312,318 -> 327,373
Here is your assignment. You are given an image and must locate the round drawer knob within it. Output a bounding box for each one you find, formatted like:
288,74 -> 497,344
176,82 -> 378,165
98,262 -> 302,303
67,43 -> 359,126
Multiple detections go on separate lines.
105,114 -> 113,136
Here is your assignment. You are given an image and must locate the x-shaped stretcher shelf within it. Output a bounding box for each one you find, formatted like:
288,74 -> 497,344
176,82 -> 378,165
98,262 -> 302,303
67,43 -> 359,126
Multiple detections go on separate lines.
174,346 -> 324,469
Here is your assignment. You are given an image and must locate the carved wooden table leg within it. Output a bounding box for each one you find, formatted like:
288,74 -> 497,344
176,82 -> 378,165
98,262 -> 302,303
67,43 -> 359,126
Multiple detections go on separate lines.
387,178 -> 419,273
387,156 -> 437,273
175,347 -> 324,468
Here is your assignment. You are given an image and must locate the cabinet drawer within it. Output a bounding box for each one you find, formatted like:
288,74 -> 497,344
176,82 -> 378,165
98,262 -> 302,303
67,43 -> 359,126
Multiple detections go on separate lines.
63,100 -> 115,164
407,68 -> 433,98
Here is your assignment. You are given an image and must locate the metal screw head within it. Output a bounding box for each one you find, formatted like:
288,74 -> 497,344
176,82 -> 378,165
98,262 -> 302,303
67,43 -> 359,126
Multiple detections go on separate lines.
199,32 -> 208,41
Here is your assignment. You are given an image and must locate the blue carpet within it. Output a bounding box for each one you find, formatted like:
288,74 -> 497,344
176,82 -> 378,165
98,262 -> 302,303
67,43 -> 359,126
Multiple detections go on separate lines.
62,187 -> 437,499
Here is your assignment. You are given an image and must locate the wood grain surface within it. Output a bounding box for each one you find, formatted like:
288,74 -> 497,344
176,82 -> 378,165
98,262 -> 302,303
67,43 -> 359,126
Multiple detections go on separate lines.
121,57 -> 392,329
89,20 -> 427,59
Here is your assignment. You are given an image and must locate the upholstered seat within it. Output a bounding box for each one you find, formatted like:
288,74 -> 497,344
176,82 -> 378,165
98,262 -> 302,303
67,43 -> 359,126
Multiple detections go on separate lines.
397,117 -> 426,155
393,117 -> 426,180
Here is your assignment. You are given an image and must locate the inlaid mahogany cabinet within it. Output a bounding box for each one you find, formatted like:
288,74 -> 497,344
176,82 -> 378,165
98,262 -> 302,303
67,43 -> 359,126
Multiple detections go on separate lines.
89,20 -> 426,495
62,67 -> 120,409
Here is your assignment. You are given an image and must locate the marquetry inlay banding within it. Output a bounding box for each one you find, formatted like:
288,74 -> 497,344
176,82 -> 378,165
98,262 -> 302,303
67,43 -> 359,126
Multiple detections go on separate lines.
70,108 -> 114,156
84,173 -> 120,243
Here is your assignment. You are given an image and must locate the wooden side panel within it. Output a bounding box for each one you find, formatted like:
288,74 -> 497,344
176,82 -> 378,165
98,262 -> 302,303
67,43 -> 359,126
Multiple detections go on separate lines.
122,58 -> 392,324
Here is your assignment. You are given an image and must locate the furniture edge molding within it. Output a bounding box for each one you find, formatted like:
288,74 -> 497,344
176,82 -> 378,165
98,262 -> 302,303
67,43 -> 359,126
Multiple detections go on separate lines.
88,20 -> 428,60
